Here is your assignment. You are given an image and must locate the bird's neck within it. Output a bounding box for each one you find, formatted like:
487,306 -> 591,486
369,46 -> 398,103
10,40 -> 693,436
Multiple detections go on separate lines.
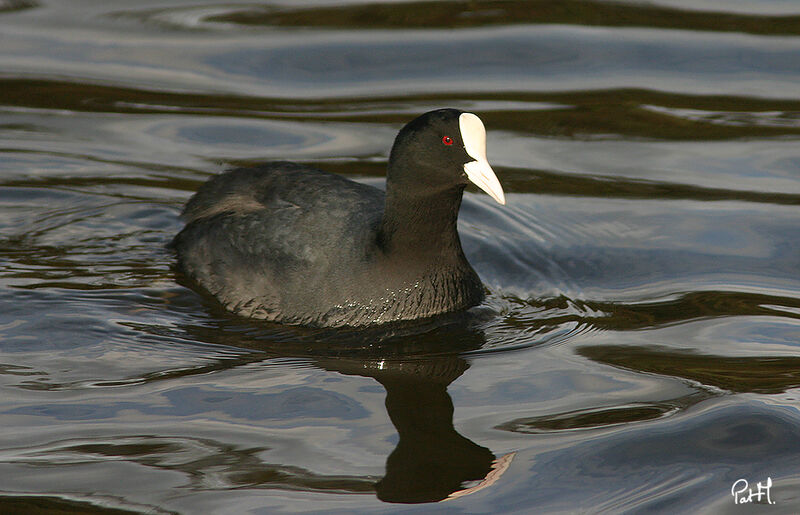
378,185 -> 466,259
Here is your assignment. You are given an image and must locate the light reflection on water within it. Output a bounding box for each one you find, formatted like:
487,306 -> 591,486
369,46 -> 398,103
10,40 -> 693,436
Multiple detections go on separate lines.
1,0 -> 800,513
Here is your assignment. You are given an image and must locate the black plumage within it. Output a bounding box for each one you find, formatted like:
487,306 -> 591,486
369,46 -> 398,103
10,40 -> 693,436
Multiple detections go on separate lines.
171,109 -> 505,327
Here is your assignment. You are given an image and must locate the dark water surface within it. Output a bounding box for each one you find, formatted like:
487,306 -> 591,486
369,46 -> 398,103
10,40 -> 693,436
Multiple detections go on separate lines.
2,1 -> 800,513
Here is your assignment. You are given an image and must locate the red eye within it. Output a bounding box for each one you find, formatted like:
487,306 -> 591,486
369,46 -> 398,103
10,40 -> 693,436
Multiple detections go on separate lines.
442,136 -> 453,146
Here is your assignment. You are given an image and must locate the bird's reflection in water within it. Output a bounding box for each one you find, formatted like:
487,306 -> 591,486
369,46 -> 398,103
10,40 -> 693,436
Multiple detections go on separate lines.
321,354 -> 502,503
178,309 -> 514,503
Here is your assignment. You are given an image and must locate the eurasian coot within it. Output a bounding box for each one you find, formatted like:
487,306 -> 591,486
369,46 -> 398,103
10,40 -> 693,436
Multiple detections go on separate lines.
172,109 -> 505,327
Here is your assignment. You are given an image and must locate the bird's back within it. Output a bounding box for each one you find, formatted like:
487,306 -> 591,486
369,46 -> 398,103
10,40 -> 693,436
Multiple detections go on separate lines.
172,162 -> 385,324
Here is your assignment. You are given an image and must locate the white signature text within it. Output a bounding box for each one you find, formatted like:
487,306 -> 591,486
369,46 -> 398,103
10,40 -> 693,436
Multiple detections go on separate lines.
731,477 -> 775,505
